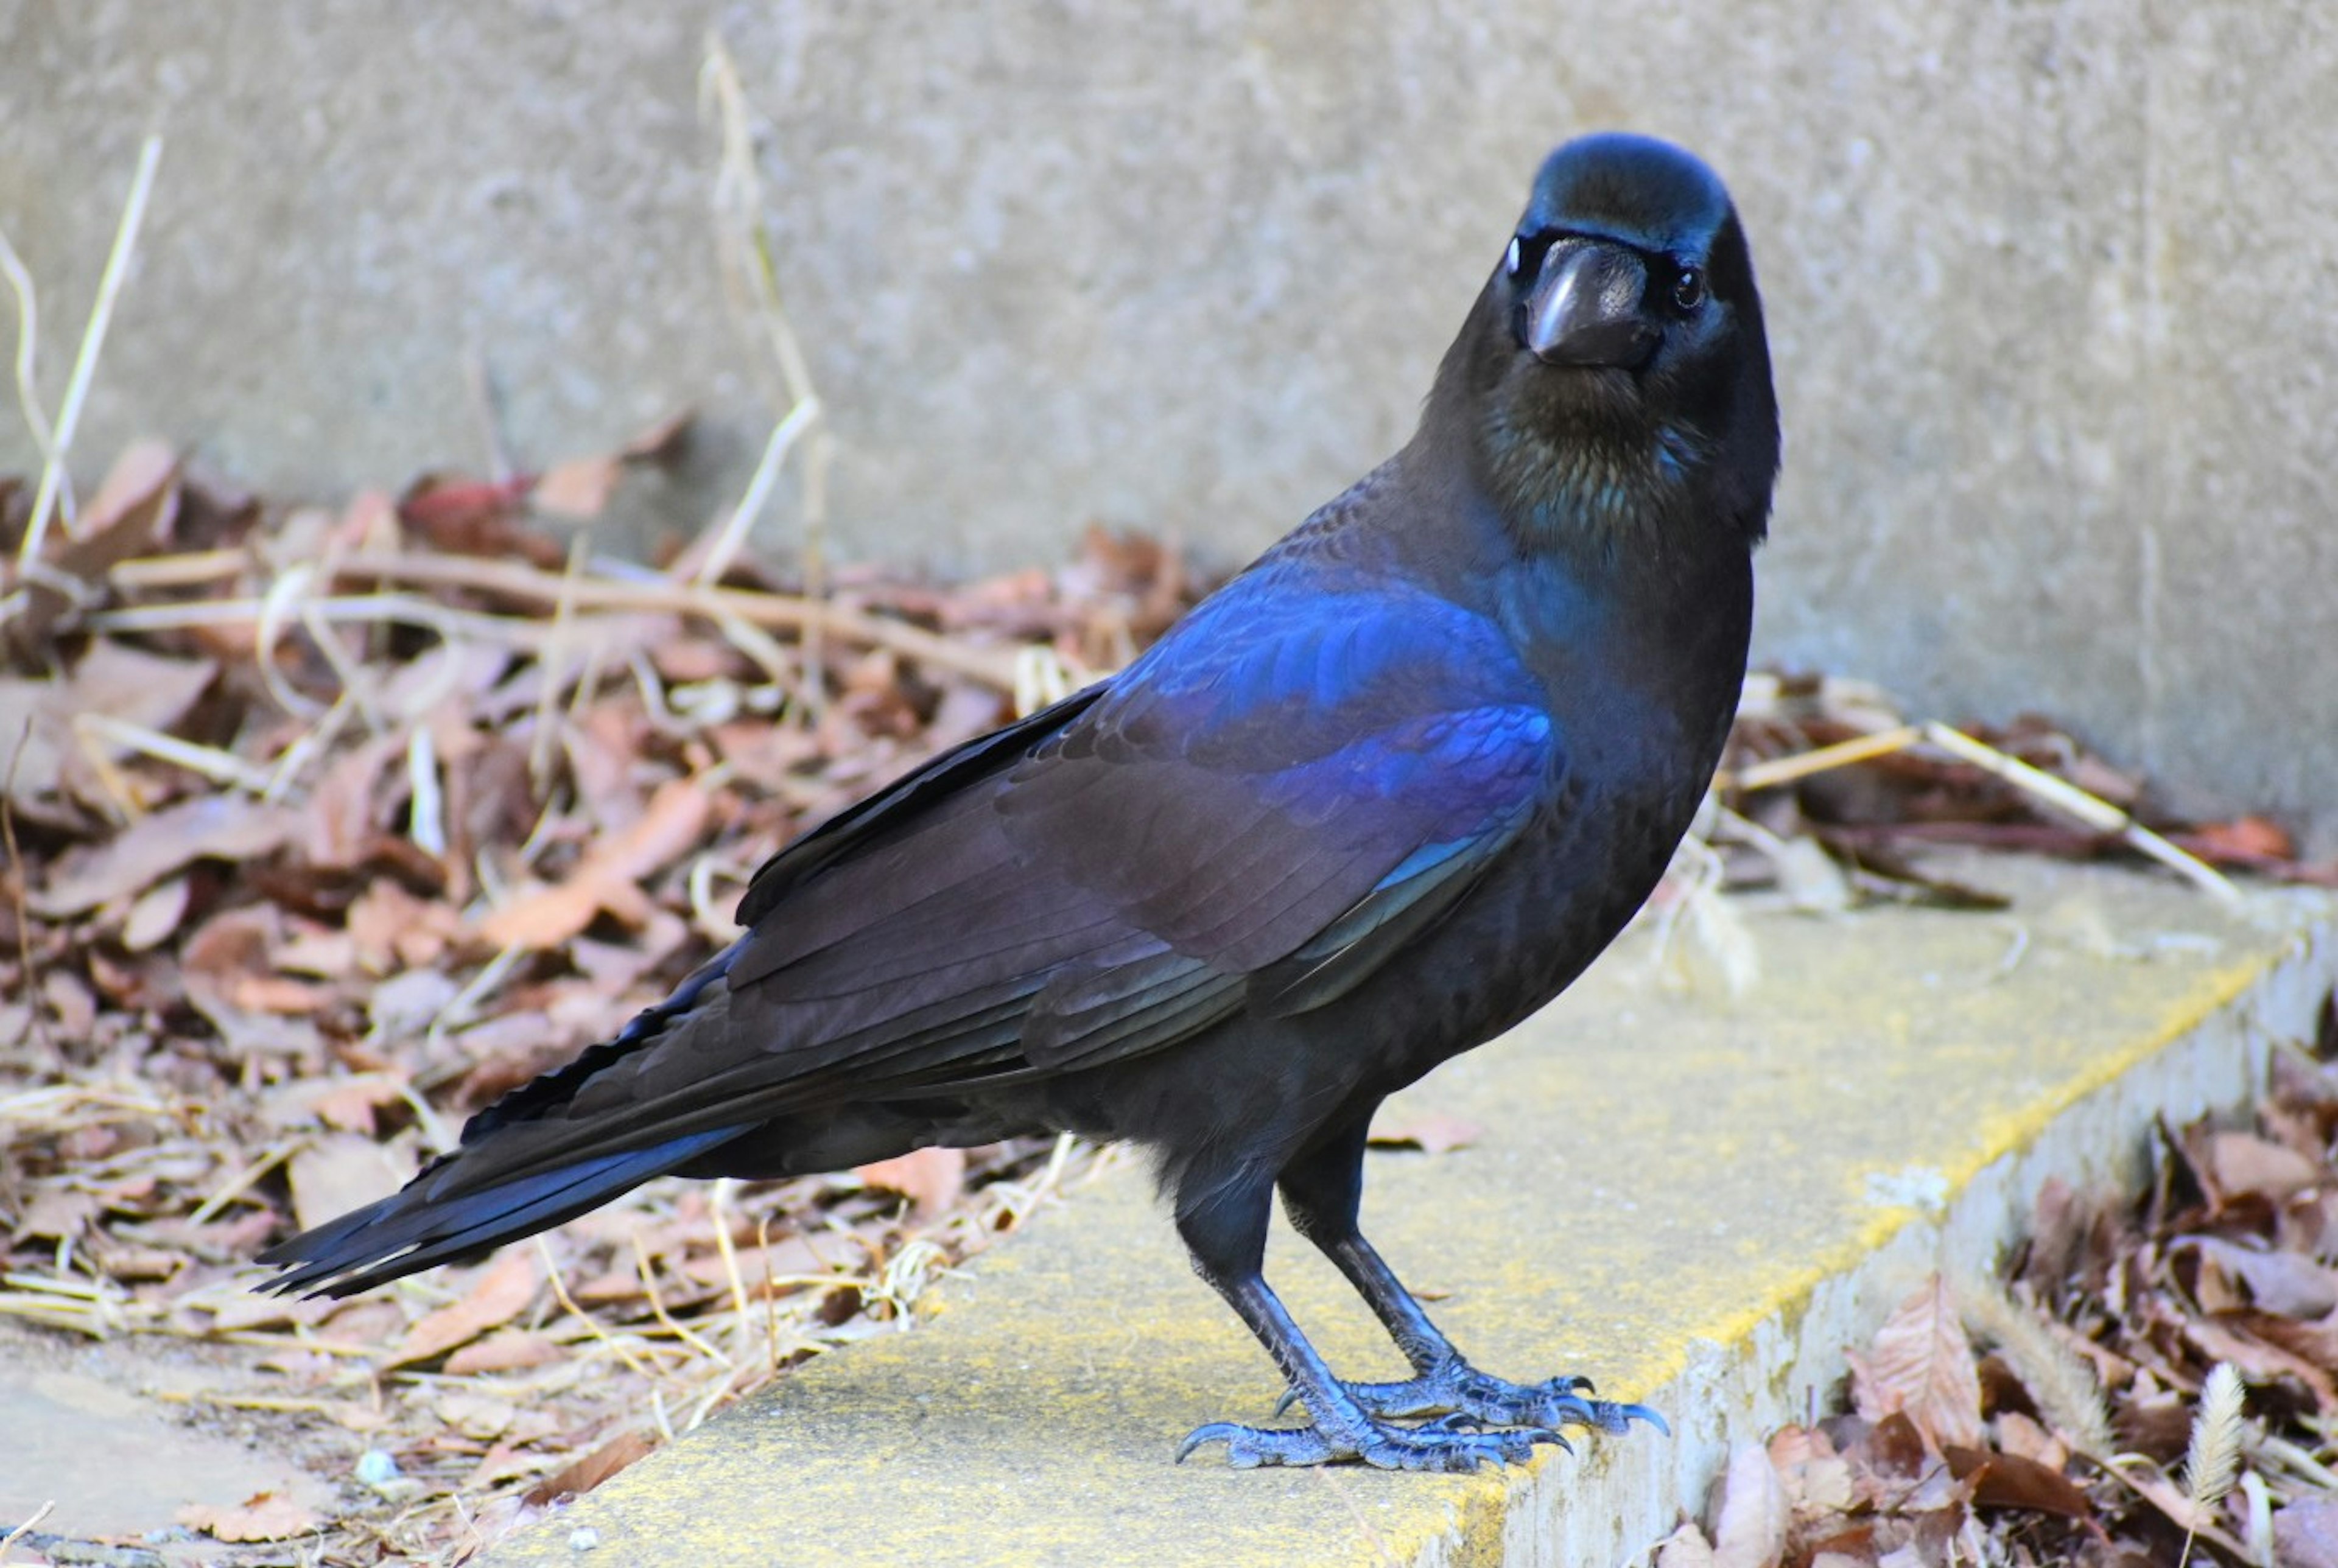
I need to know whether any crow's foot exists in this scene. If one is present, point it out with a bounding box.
[1289,1357,1667,1437]
[1176,1411,1567,1471]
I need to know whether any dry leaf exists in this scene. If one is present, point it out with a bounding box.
[534,455,624,519]
[1848,1275,1985,1452]
[0,643,216,804]
[119,873,190,951]
[477,777,711,948]
[1768,1425,1855,1514]
[1991,1410,2068,1469]
[620,407,694,464]
[434,1389,521,1440]
[2275,1496,2338,1568]
[177,1491,323,1543]
[2206,1131,2323,1201]
[1652,1521,1720,1568]
[1367,1109,1486,1155]
[6,441,178,652]
[1707,1441,1789,1568]
[854,1147,967,1220]
[444,1329,562,1376]
[30,795,297,915]
[1943,1445,2091,1518]
[2178,1234,2338,1318]
[289,1134,413,1234]
[393,1249,541,1365]
[2189,814,2294,861]
[525,1429,658,1507]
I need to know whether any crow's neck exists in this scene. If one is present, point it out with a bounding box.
[1481,408,1705,559]
[1419,326,1695,572]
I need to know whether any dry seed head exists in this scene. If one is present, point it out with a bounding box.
[2183,1362,2247,1514]
[1957,1274,2114,1457]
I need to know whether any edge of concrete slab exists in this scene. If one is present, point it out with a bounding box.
[1503,895,2335,1568]
[477,861,2337,1568]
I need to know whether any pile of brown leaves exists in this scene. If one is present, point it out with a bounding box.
[1721,676,2333,903]
[1,435,1184,1563]
[1,435,2325,1566]
[1659,1018,2338,1568]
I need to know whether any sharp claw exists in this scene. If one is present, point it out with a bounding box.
[1329,1359,1665,1451]
[1179,1407,1582,1472]
[1521,1426,1572,1456]
[1611,1401,1668,1437]
[1542,1393,1598,1429]
[1176,1423,1238,1464]
[1272,1387,1304,1419]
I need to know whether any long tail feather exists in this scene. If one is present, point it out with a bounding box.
[258,1127,740,1298]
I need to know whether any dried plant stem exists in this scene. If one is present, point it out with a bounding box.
[696,391,820,589]
[1,1500,54,1563]
[1721,718,2240,906]
[1,723,47,1060]
[1725,724,1923,791]
[332,551,1020,686]
[1920,723,2238,905]
[19,135,162,567]
[701,30,835,701]
[73,712,277,794]
[0,228,55,486]
[537,1238,658,1381]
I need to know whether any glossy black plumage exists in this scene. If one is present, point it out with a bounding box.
[262,132,1780,1472]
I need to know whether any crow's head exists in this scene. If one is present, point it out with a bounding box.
[1438,133,1780,555]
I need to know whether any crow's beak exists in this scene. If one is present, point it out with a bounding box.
[1521,239,1659,368]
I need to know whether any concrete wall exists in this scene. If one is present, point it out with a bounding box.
[4,1,2333,844]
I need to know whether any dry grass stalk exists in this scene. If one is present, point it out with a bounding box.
[19,134,163,565]
[1721,715,2241,906]
[86,548,1023,688]
[1919,722,2238,905]
[0,1500,56,1562]
[0,229,54,495]
[698,30,835,634]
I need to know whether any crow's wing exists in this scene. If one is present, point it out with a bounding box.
[262,559,1561,1293]
[505,564,1559,1136]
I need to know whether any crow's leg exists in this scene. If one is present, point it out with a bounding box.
[1171,1172,1566,1471]
[1274,1117,1665,1438]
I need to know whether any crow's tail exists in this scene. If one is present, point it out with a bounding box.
[257,1127,740,1298]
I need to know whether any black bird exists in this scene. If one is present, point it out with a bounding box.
[263,132,1779,1472]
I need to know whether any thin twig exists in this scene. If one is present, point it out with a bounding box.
[0,228,57,490]
[1,721,47,1060]
[536,1238,658,1380]
[693,396,820,588]
[1719,716,2241,906]
[701,32,834,697]
[0,1500,54,1564]
[328,551,1020,687]
[1920,722,2240,905]
[20,134,163,565]
[1722,724,1923,792]
[72,712,276,794]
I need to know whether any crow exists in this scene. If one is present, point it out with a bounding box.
[263,132,1779,1472]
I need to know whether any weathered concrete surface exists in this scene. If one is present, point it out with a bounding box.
[0,1322,335,1543]
[3,4,2334,841]
[472,857,2334,1567]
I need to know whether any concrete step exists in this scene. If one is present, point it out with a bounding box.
[479,856,2336,1568]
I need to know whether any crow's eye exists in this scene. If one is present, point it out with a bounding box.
[1505,233,1554,282]
[1670,267,1706,312]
